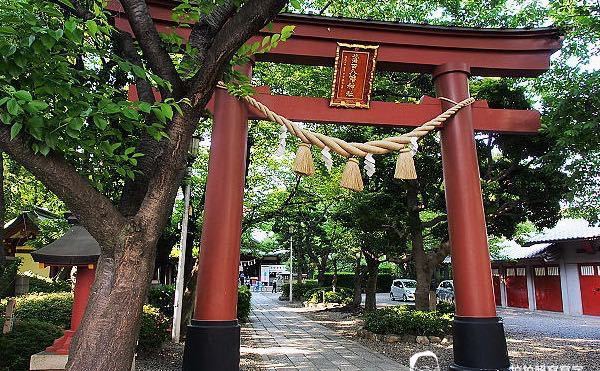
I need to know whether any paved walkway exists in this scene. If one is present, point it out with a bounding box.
[242,292,408,371]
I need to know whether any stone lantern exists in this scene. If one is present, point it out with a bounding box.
[29,217,99,371]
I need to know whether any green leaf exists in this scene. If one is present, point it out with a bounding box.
[26,100,48,113]
[85,20,98,36]
[40,34,57,49]
[28,35,35,46]
[132,65,147,80]
[124,147,136,155]
[290,0,301,10]
[6,99,20,115]
[14,90,32,102]
[0,97,9,106]
[39,144,50,156]
[10,122,22,139]
[281,25,296,39]
[160,104,173,120]
[0,113,11,125]
[68,117,84,131]
[65,19,77,33]
[93,115,108,130]
[138,102,152,113]
[152,108,166,124]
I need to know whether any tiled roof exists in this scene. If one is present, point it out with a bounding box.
[493,240,552,261]
[523,219,600,246]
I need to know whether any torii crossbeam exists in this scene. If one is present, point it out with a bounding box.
[113,2,562,370]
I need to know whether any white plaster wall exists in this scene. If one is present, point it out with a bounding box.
[564,263,583,315]
[526,265,536,310]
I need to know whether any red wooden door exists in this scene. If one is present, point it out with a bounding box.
[579,264,600,316]
[492,268,502,306]
[505,267,528,308]
[533,266,563,312]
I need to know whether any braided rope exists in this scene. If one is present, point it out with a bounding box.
[218,83,474,159]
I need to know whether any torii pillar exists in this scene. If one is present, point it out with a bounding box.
[182,73,250,370]
[434,63,509,370]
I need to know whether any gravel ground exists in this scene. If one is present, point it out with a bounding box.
[136,323,264,371]
[303,308,600,370]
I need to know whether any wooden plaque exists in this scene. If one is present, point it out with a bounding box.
[330,43,378,109]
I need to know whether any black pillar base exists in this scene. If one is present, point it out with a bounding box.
[449,316,510,371]
[182,319,240,371]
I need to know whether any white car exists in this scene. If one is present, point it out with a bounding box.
[436,280,454,303]
[390,279,417,301]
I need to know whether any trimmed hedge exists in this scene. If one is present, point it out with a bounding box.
[0,319,63,371]
[436,301,455,315]
[138,304,170,353]
[147,284,175,317]
[279,281,320,301]
[19,272,71,294]
[364,306,452,337]
[237,285,251,322]
[0,292,73,329]
[305,287,352,305]
[321,272,394,293]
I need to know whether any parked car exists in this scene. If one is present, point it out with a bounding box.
[390,279,417,301]
[436,280,454,303]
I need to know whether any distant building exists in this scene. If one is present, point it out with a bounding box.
[491,219,600,316]
[3,207,61,277]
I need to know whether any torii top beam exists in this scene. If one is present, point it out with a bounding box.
[111,1,562,133]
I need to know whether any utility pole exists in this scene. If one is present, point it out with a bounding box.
[172,137,200,343]
[289,226,293,303]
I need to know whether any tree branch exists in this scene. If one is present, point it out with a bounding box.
[119,0,184,96]
[0,128,125,246]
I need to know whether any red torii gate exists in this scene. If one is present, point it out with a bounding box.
[113,3,561,370]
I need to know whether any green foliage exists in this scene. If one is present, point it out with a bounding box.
[0,0,176,193]
[363,306,452,336]
[305,286,352,305]
[237,285,252,322]
[147,284,175,317]
[279,281,320,301]
[321,272,394,293]
[19,271,71,293]
[138,304,169,353]
[0,258,20,299]
[0,292,73,329]
[435,301,455,315]
[0,319,63,371]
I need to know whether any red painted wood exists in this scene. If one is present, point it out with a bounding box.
[46,265,96,355]
[242,92,541,133]
[533,266,563,312]
[505,268,529,309]
[108,1,561,77]
[579,264,600,316]
[193,83,249,321]
[493,275,502,306]
[434,64,497,318]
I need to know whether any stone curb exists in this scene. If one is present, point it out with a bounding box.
[355,328,453,346]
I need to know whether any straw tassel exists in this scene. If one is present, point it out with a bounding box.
[394,137,418,180]
[340,158,364,192]
[293,142,315,176]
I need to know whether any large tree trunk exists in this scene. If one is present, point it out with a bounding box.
[407,180,431,311]
[364,252,379,311]
[316,257,328,286]
[350,253,363,309]
[67,227,158,371]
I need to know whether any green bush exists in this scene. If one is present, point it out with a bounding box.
[138,304,170,353]
[0,258,21,299]
[306,287,352,305]
[321,272,394,293]
[0,319,63,371]
[147,284,175,317]
[436,301,455,315]
[19,271,71,293]
[0,292,73,329]
[237,285,252,322]
[280,280,319,301]
[364,306,452,337]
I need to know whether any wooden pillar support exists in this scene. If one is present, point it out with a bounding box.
[183,71,250,371]
[434,63,510,371]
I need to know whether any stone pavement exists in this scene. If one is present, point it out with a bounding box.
[242,292,409,371]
